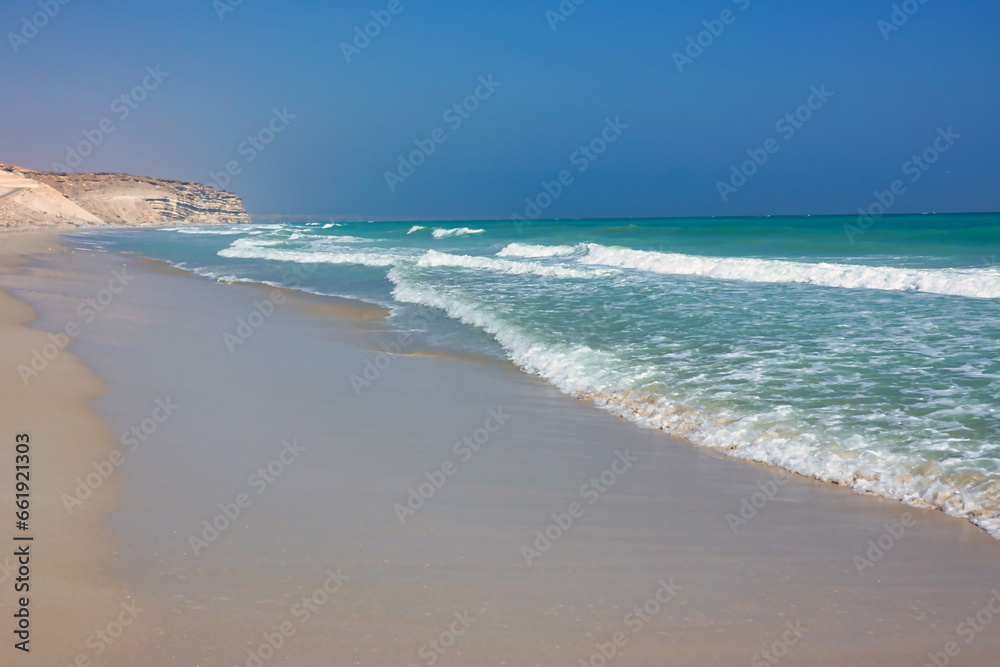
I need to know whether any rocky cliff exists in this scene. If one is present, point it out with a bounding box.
[0,163,251,229]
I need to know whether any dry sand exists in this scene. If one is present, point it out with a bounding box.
[1,231,998,666]
[0,174,103,229]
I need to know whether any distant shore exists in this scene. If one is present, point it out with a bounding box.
[0,162,250,229]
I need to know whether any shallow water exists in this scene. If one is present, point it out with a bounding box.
[78,213,1000,536]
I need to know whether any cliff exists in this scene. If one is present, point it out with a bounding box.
[0,163,251,229]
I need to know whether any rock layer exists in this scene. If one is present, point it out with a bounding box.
[0,163,250,229]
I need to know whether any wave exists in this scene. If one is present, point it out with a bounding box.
[388,268,625,393]
[431,227,485,239]
[310,235,369,244]
[497,243,578,258]
[386,271,1000,538]
[579,245,1000,299]
[416,250,609,279]
[218,237,401,267]
[407,226,426,234]
[163,226,248,235]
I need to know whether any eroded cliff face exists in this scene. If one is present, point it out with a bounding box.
[0,163,251,228]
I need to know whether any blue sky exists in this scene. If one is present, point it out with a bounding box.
[2,0,998,219]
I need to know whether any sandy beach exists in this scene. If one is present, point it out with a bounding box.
[0,229,995,666]
[0,229,150,666]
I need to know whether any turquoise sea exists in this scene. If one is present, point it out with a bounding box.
[78,214,1000,536]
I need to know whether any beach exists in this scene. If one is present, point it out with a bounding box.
[0,229,150,665]
[0,228,997,666]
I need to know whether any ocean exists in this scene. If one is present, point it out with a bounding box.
[75,213,1000,537]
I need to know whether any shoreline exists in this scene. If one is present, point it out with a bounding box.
[2,228,999,664]
[85,225,1000,542]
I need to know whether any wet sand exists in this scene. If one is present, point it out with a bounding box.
[1,232,998,666]
[0,229,149,666]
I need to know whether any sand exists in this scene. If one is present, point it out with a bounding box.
[0,172,103,229]
[0,230,998,666]
[0,229,149,665]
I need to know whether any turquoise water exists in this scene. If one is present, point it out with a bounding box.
[78,214,1000,536]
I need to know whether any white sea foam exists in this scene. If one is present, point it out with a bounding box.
[389,268,625,394]
[416,250,608,279]
[407,225,426,234]
[322,223,342,229]
[431,227,485,239]
[244,224,285,230]
[579,245,1000,299]
[497,243,578,258]
[310,235,369,244]
[218,237,400,267]
[163,227,248,235]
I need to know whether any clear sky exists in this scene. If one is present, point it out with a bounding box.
[3,0,998,219]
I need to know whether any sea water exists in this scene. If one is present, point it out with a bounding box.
[78,214,1000,536]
